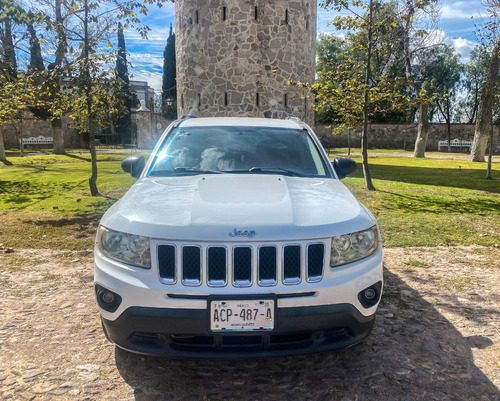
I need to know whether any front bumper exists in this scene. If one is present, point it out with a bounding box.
[101,303,376,357]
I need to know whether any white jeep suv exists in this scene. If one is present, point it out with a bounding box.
[94,117,383,356]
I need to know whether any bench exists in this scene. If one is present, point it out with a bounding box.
[19,136,54,147]
[438,138,472,152]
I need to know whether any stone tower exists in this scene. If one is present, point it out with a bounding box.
[175,0,317,124]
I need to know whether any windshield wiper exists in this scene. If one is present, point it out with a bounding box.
[148,167,221,176]
[220,167,305,176]
[247,167,305,177]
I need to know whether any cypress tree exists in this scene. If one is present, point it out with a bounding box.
[115,22,133,145]
[27,11,45,73]
[1,17,17,79]
[162,24,177,119]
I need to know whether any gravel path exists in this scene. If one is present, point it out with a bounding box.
[0,247,498,401]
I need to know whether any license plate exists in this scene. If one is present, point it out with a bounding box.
[210,299,275,332]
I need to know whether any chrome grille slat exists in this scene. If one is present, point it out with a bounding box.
[157,240,327,287]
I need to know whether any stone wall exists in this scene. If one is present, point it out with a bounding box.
[175,0,316,124]
[3,117,499,154]
[315,124,500,153]
[0,117,83,150]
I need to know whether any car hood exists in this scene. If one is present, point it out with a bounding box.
[101,174,376,241]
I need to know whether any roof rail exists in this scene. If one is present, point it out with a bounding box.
[286,116,311,131]
[173,114,197,128]
[286,116,303,123]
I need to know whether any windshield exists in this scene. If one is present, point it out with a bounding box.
[147,126,329,177]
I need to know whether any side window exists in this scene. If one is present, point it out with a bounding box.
[305,136,326,176]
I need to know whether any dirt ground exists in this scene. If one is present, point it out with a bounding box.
[0,246,498,401]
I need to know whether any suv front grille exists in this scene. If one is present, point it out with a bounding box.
[157,241,326,287]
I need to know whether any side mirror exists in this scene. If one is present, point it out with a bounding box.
[333,157,357,179]
[121,155,145,179]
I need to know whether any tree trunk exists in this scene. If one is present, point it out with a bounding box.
[347,130,351,156]
[361,0,375,191]
[468,81,479,124]
[19,120,23,157]
[446,101,451,152]
[402,2,431,158]
[485,122,494,180]
[84,0,99,196]
[413,103,430,158]
[89,129,99,196]
[0,130,6,161]
[470,38,500,162]
[52,118,65,154]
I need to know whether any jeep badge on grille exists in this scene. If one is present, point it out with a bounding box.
[229,229,256,238]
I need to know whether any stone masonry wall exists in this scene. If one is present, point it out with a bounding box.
[175,0,316,124]
[0,117,83,150]
[315,123,500,153]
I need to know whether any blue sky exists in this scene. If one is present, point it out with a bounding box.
[125,0,489,92]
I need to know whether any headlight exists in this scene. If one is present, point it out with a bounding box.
[98,226,151,268]
[330,226,379,267]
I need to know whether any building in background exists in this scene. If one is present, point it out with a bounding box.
[131,80,155,113]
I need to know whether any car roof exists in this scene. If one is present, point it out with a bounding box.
[178,117,304,129]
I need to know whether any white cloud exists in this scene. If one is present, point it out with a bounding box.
[415,29,477,61]
[130,70,163,92]
[128,52,164,69]
[440,1,483,19]
[451,37,477,60]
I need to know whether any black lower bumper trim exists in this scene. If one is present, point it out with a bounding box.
[101,304,375,357]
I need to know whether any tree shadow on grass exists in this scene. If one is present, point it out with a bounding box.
[0,178,117,213]
[0,159,13,166]
[64,152,91,162]
[23,213,102,228]
[378,190,500,215]
[367,164,500,194]
[114,268,499,401]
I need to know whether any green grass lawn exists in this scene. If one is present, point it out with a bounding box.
[0,152,499,251]
[341,155,500,247]
[0,153,139,250]
[0,153,138,214]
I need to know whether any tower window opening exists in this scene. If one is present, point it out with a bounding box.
[254,6,258,20]
[222,6,227,21]
[195,10,199,24]
[284,93,288,108]
[224,92,229,106]
[285,9,289,25]
[256,92,260,106]
[306,15,309,30]
[181,94,184,109]
[198,93,201,107]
